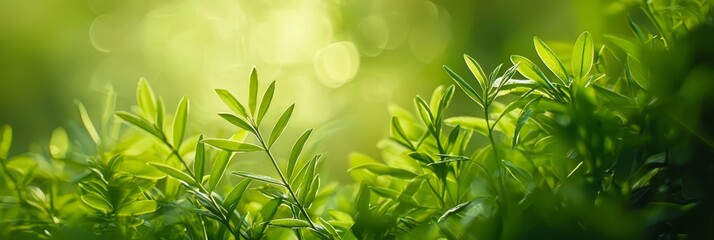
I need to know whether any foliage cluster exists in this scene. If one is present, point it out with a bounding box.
[1,0,713,239]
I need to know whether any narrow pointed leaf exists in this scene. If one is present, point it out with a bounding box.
[75,100,101,145]
[249,67,258,115]
[438,201,471,222]
[444,66,484,107]
[118,200,157,216]
[513,98,539,148]
[116,111,163,138]
[269,104,295,146]
[209,150,233,190]
[572,31,594,80]
[148,162,196,186]
[464,54,488,90]
[287,129,312,179]
[510,55,557,94]
[348,163,418,179]
[215,89,248,117]
[156,97,165,130]
[172,97,189,148]
[0,125,11,160]
[257,81,276,125]
[534,37,569,84]
[194,135,205,181]
[270,218,311,228]
[137,78,157,121]
[444,116,488,136]
[223,179,251,212]
[81,195,113,213]
[231,171,283,186]
[203,139,263,152]
[219,113,254,132]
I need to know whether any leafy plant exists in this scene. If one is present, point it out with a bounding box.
[1,0,713,239]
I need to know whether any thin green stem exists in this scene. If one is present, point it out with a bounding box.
[253,129,317,229]
[159,135,241,240]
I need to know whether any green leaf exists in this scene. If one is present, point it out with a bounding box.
[287,129,312,179]
[513,98,539,148]
[249,66,259,115]
[194,135,205,181]
[118,200,157,216]
[572,31,594,80]
[444,117,488,136]
[510,55,557,94]
[269,104,295,147]
[446,125,461,152]
[137,78,157,122]
[116,111,163,138]
[147,162,196,186]
[209,150,233,190]
[444,66,484,107]
[215,89,248,118]
[604,35,640,58]
[464,54,488,91]
[219,113,254,132]
[627,55,649,90]
[534,37,569,84]
[627,15,647,43]
[172,97,189,148]
[408,152,433,164]
[501,160,533,191]
[438,201,471,222]
[49,128,69,159]
[156,97,165,130]
[81,195,113,213]
[390,117,413,149]
[270,218,312,228]
[255,198,282,238]
[348,163,418,179]
[231,171,283,186]
[257,81,276,125]
[304,176,320,207]
[203,139,263,152]
[75,100,102,145]
[0,125,10,160]
[414,96,434,128]
[223,179,251,212]
[100,85,116,126]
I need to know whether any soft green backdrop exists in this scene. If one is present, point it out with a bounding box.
[0,0,638,182]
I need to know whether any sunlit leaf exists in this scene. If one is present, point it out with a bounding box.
[81,195,113,213]
[172,97,189,148]
[249,66,259,115]
[510,55,557,95]
[231,171,283,186]
[203,139,263,153]
[148,162,196,186]
[156,97,165,130]
[75,100,102,146]
[257,81,276,125]
[269,104,295,147]
[49,128,69,159]
[464,54,488,91]
[137,78,157,122]
[348,163,418,179]
[534,36,569,84]
[223,179,251,212]
[444,66,484,107]
[116,111,163,139]
[287,129,312,179]
[438,201,471,222]
[219,113,254,132]
[269,218,311,228]
[513,98,539,148]
[572,31,594,80]
[215,89,248,118]
[118,200,157,216]
[444,117,488,136]
[194,135,205,181]
[0,125,10,160]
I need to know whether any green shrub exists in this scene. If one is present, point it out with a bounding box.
[1,0,713,239]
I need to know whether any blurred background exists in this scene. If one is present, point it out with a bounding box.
[0,0,639,182]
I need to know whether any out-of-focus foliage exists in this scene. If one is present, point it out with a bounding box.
[1,0,714,239]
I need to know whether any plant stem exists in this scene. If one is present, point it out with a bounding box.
[159,135,241,240]
[483,105,508,204]
[253,129,317,230]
